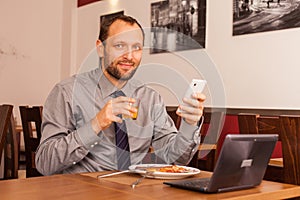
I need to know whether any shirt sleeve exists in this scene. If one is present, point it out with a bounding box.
[35,84,99,175]
[151,96,201,166]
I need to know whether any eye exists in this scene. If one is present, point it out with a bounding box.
[132,44,142,51]
[114,43,125,49]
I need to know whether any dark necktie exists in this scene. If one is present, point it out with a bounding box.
[112,90,131,170]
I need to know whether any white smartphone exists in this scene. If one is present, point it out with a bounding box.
[184,79,206,99]
[180,79,207,108]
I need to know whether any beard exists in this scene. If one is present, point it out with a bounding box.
[105,60,138,81]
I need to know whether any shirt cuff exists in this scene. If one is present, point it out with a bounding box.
[76,121,102,150]
[179,116,202,141]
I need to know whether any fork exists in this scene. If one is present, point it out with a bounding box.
[131,171,154,188]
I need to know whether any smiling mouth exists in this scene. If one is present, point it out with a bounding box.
[118,62,134,70]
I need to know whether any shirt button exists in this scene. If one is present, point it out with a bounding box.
[94,142,98,145]
[72,162,76,165]
[192,149,195,152]
[91,144,94,148]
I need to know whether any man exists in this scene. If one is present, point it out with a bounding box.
[35,15,206,175]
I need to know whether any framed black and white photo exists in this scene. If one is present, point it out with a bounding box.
[233,0,300,36]
[150,0,206,54]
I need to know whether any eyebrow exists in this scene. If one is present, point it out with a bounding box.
[112,40,143,46]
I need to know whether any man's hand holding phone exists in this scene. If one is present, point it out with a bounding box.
[177,79,207,126]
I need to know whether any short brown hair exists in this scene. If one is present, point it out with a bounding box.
[98,15,144,43]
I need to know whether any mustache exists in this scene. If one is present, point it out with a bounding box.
[118,60,135,65]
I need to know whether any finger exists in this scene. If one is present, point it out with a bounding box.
[179,111,202,123]
[111,97,136,114]
[178,104,203,115]
[192,92,206,102]
[112,96,135,104]
[182,97,201,109]
[105,105,124,123]
[113,115,123,123]
[111,101,138,120]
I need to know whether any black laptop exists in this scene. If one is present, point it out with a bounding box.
[164,134,278,193]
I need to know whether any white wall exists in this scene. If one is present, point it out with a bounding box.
[1,0,300,125]
[0,0,65,121]
[207,0,300,109]
[75,0,300,109]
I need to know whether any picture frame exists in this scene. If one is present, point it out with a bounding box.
[150,0,206,54]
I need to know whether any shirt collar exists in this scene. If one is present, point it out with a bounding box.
[96,67,144,98]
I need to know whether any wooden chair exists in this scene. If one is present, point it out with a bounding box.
[189,111,225,171]
[279,115,300,185]
[238,113,284,182]
[166,106,181,129]
[166,106,223,170]
[0,105,11,170]
[0,104,18,180]
[19,106,43,178]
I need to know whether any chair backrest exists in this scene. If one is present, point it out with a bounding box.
[238,113,281,136]
[0,105,12,163]
[238,113,281,135]
[190,111,225,171]
[165,107,226,171]
[200,111,225,144]
[238,113,289,182]
[238,113,281,173]
[237,113,259,134]
[19,106,43,178]
[279,115,300,185]
[166,106,181,129]
[166,107,226,144]
[0,104,18,179]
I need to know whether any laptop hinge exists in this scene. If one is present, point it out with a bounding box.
[218,184,254,193]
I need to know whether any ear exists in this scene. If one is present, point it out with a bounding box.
[96,40,104,58]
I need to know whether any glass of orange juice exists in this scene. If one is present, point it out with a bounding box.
[123,98,140,120]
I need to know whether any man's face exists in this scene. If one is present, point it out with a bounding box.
[102,20,144,81]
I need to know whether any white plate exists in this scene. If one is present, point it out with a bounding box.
[129,164,200,180]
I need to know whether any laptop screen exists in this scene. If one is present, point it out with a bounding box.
[208,134,278,192]
[164,134,278,193]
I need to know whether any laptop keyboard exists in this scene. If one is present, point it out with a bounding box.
[179,178,210,188]
[165,178,211,190]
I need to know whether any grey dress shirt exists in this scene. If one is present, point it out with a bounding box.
[35,68,201,175]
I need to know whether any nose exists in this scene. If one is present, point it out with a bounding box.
[123,47,133,60]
